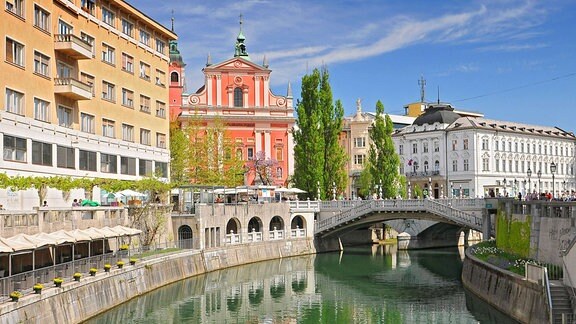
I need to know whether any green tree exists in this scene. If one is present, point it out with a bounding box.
[367,100,401,198]
[357,165,373,198]
[293,67,347,200]
[169,120,189,186]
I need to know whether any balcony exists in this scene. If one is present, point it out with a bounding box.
[405,170,441,178]
[54,78,92,100]
[54,34,93,59]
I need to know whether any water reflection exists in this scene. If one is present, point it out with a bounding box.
[85,246,516,324]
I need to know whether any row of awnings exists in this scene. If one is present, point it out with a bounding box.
[0,225,142,253]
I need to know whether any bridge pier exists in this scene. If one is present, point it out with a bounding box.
[314,236,342,253]
[482,209,492,241]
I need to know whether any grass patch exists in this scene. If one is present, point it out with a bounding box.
[470,240,536,276]
[132,247,181,259]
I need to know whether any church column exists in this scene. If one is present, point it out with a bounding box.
[264,131,271,158]
[216,74,222,107]
[255,76,261,107]
[243,88,249,108]
[228,87,233,106]
[263,76,270,107]
[288,131,295,177]
[255,131,262,154]
[206,74,213,106]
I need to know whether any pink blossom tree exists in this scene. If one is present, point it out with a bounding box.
[247,151,278,185]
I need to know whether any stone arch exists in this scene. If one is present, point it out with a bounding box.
[226,217,241,234]
[290,215,306,229]
[269,215,284,231]
[177,225,193,249]
[248,216,263,233]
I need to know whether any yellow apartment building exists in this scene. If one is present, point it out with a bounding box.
[0,0,176,194]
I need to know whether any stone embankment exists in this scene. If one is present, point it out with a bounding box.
[0,238,315,324]
[462,248,548,324]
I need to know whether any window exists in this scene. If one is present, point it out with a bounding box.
[121,53,133,73]
[156,162,168,178]
[122,88,133,107]
[515,142,518,152]
[139,30,150,46]
[34,51,50,76]
[276,167,282,179]
[56,61,71,78]
[354,154,365,165]
[463,139,469,150]
[434,160,440,171]
[155,38,165,54]
[57,105,72,128]
[58,150,77,172]
[32,141,52,166]
[102,119,115,138]
[236,148,243,159]
[34,98,50,122]
[34,5,50,32]
[3,135,26,162]
[80,32,95,56]
[234,87,243,107]
[101,153,117,173]
[247,147,254,160]
[102,7,115,27]
[354,137,366,148]
[156,133,166,148]
[495,140,499,151]
[452,160,458,172]
[463,159,469,171]
[121,19,133,37]
[122,124,134,142]
[521,143,524,153]
[80,0,95,15]
[434,141,439,152]
[140,129,151,145]
[5,88,24,115]
[58,20,72,35]
[156,101,166,118]
[6,0,23,17]
[508,141,512,151]
[5,37,24,67]
[102,81,115,101]
[412,143,417,154]
[482,138,488,150]
[509,160,513,172]
[139,62,150,80]
[101,43,115,65]
[276,147,283,161]
[120,156,136,175]
[140,95,150,113]
[78,150,97,171]
[423,142,428,153]
[452,139,457,151]
[171,71,179,83]
[139,159,152,176]
[423,161,429,171]
[81,113,95,133]
[398,144,403,155]
[155,69,165,86]
[80,72,94,96]
[495,159,500,172]
[515,160,519,172]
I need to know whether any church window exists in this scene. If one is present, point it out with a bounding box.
[234,87,243,107]
[171,71,179,83]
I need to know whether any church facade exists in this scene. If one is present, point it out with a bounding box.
[169,22,295,186]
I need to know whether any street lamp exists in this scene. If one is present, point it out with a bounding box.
[503,177,507,197]
[459,185,463,198]
[450,182,454,198]
[407,181,411,199]
[317,180,321,201]
[537,170,542,196]
[379,179,383,199]
[527,167,532,194]
[514,178,518,197]
[440,184,444,199]
[428,177,432,198]
[332,181,336,201]
[551,162,557,199]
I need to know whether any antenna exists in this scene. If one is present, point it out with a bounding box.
[418,75,426,103]
[437,86,440,104]
[171,10,174,32]
[239,13,243,32]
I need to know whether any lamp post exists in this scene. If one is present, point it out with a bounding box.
[563,180,566,196]
[450,182,454,198]
[428,177,432,199]
[514,178,518,197]
[503,177,507,197]
[440,184,444,199]
[407,181,411,199]
[332,181,336,201]
[317,180,321,201]
[527,167,532,194]
[551,162,557,199]
[459,185,463,198]
[537,170,542,196]
[379,179,383,199]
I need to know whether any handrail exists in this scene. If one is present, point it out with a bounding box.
[543,267,554,324]
[562,251,576,316]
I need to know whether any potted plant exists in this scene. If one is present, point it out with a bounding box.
[104,263,111,272]
[119,244,129,251]
[73,272,82,282]
[89,268,98,276]
[117,260,125,269]
[129,258,137,265]
[10,291,23,302]
[54,277,63,287]
[33,283,43,294]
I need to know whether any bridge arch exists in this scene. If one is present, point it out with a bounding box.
[248,216,263,233]
[290,215,306,230]
[177,225,193,249]
[269,216,284,231]
[226,217,241,234]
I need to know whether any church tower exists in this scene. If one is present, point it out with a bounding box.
[168,17,186,121]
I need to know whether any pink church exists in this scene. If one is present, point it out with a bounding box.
[169,22,295,186]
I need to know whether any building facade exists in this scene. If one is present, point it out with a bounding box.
[1,0,176,207]
[393,103,576,198]
[170,23,294,186]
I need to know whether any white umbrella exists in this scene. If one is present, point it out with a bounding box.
[117,189,146,198]
[289,188,307,194]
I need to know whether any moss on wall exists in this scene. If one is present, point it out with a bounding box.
[495,208,531,258]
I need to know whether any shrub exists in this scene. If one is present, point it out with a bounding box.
[117,261,125,266]
[89,268,97,274]
[10,291,23,299]
[73,272,82,279]
[53,278,63,284]
[119,244,129,250]
[104,264,112,270]
[129,258,137,264]
[33,283,43,290]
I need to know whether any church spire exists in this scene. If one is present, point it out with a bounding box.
[234,14,250,60]
[287,82,292,98]
[171,10,174,32]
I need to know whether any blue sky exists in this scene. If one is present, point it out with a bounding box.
[136,0,576,131]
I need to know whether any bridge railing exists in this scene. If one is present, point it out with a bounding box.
[424,200,482,230]
[288,200,320,211]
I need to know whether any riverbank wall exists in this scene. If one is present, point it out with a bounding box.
[462,248,548,324]
[0,238,315,324]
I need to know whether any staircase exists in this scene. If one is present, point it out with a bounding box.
[550,280,574,324]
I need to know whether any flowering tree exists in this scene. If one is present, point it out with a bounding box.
[247,151,278,185]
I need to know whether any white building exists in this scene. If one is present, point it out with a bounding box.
[393,103,576,198]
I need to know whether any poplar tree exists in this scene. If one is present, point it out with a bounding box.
[367,100,401,198]
[293,67,347,200]
[169,121,189,186]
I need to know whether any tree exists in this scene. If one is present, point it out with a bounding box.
[246,151,279,185]
[169,120,189,186]
[293,67,347,199]
[367,100,401,198]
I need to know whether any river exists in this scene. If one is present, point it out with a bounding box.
[85,245,519,323]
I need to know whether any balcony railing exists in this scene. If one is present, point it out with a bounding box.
[405,170,441,177]
[54,34,93,59]
[54,78,93,100]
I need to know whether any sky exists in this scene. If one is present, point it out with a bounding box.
[136,0,576,131]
